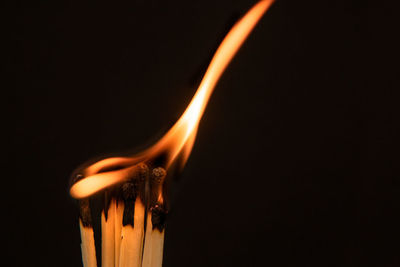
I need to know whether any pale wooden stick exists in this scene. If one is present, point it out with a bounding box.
[79,219,98,267]
[114,200,124,267]
[79,198,97,267]
[118,162,149,267]
[141,212,165,267]
[101,198,116,267]
[119,198,146,267]
[142,167,167,267]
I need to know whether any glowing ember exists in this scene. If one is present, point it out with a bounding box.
[70,0,274,199]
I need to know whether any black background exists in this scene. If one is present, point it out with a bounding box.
[7,0,399,266]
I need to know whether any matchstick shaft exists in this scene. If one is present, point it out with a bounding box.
[79,219,98,267]
[142,213,165,267]
[119,198,146,267]
[101,199,116,267]
[114,200,124,266]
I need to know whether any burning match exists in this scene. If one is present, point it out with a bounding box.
[69,1,274,266]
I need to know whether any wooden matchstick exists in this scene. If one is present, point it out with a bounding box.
[79,198,98,267]
[101,192,116,267]
[142,205,167,267]
[142,167,167,267]
[119,198,145,267]
[114,199,124,267]
[118,163,149,267]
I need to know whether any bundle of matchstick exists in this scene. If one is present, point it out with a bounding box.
[73,1,275,266]
[78,163,168,267]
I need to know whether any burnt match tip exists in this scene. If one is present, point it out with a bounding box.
[152,167,166,177]
[152,167,166,182]
[151,204,167,232]
[69,173,84,189]
[137,162,150,181]
[121,182,137,200]
[79,198,92,227]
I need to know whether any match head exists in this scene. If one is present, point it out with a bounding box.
[138,162,150,182]
[121,181,137,201]
[152,167,167,183]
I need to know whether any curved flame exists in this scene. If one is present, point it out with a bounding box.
[70,0,274,199]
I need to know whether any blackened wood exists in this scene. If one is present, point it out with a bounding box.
[122,181,137,227]
[149,167,167,208]
[121,162,149,227]
[151,204,167,232]
[79,198,93,227]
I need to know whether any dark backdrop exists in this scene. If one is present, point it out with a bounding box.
[7,0,398,266]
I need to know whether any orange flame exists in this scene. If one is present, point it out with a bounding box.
[70,0,274,199]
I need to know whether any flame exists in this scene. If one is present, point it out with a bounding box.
[70,0,274,199]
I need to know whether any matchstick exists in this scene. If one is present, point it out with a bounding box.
[79,198,98,267]
[118,163,149,267]
[142,167,167,267]
[101,192,116,267]
[142,205,167,267]
[119,198,145,267]
[114,199,124,267]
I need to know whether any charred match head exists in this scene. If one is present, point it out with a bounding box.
[151,203,167,232]
[78,198,93,227]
